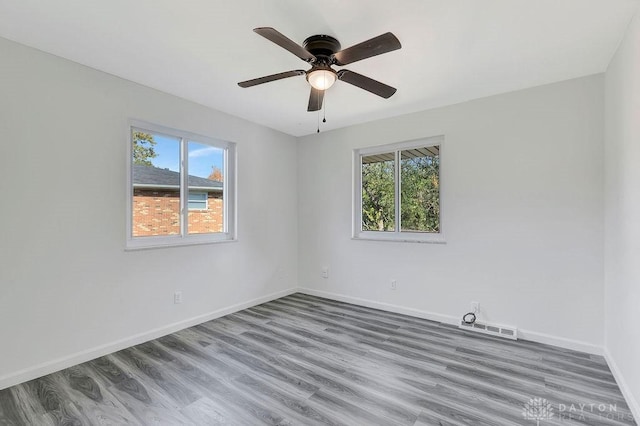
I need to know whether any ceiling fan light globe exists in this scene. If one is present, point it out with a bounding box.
[307,70,336,90]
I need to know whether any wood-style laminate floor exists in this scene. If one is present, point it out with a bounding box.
[0,293,635,425]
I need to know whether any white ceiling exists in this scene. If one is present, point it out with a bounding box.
[0,0,637,137]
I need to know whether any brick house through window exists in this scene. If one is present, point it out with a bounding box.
[132,165,223,236]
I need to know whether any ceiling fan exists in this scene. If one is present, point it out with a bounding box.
[238,27,402,112]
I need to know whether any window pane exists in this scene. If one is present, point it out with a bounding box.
[187,141,224,235]
[131,131,181,237]
[361,153,395,232]
[400,146,440,233]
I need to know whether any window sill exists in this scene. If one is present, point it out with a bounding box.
[352,232,446,244]
[125,235,237,251]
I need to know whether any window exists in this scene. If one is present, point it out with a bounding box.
[127,121,236,249]
[187,192,208,210]
[353,136,443,243]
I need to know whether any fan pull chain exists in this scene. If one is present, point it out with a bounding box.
[323,92,327,123]
[317,108,320,133]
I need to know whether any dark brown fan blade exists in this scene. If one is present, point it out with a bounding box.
[254,27,316,62]
[307,88,325,111]
[333,32,401,66]
[337,69,397,98]
[238,70,306,88]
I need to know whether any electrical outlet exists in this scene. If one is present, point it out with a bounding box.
[391,280,397,290]
[174,291,183,304]
[321,266,329,278]
[471,301,479,313]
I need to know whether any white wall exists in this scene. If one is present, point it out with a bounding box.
[604,12,640,418]
[298,75,605,352]
[0,37,298,388]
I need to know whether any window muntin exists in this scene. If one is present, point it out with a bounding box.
[354,137,443,243]
[127,121,236,249]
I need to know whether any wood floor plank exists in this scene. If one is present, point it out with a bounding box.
[153,336,245,383]
[57,365,141,425]
[22,374,91,425]
[137,344,275,425]
[88,355,192,425]
[180,396,235,425]
[207,340,321,398]
[112,348,200,407]
[0,387,40,426]
[232,374,343,426]
[1,293,635,425]
[5,385,55,426]
[309,388,405,426]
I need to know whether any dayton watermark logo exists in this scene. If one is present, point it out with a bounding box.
[522,398,554,425]
[523,398,632,423]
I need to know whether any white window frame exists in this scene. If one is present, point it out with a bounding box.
[353,136,445,243]
[126,120,237,250]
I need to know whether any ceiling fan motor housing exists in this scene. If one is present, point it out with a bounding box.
[302,35,341,60]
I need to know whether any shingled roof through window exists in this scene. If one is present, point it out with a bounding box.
[132,165,222,190]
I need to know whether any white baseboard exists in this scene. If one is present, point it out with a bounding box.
[516,329,604,355]
[605,347,640,422]
[0,287,297,391]
[298,287,461,326]
[297,287,604,355]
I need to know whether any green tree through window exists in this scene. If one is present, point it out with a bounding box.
[360,145,440,235]
[400,152,440,233]
[362,158,395,231]
[132,131,157,166]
